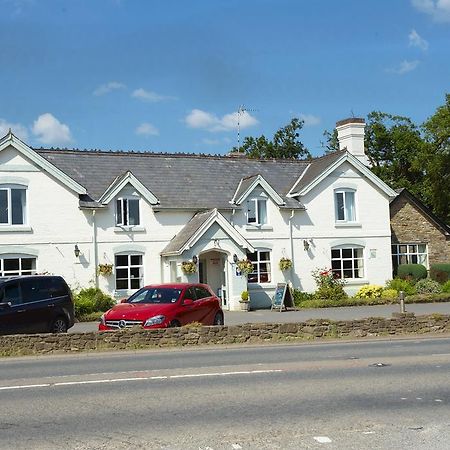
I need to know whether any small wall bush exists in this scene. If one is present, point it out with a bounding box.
[355,285,383,299]
[442,280,450,294]
[415,278,442,294]
[386,278,416,295]
[397,264,427,282]
[381,288,398,299]
[74,287,115,318]
[293,290,314,307]
[430,263,450,283]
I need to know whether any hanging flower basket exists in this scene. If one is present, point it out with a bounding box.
[237,259,254,276]
[97,263,113,276]
[279,257,293,271]
[181,261,197,274]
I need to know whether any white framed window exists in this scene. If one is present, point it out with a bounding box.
[247,198,267,225]
[115,254,143,290]
[392,243,428,273]
[334,189,356,222]
[0,256,36,276]
[331,246,364,279]
[247,250,271,283]
[116,197,140,226]
[0,185,27,225]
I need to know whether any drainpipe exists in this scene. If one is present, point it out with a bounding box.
[289,209,295,275]
[92,210,99,288]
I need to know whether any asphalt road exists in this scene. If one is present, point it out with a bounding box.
[71,302,450,333]
[1,336,449,449]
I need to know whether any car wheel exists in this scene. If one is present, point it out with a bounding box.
[169,320,181,328]
[213,312,224,326]
[50,317,68,333]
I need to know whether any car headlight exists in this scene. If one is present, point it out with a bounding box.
[100,313,106,325]
[144,315,166,326]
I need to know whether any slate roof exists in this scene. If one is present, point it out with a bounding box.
[162,209,216,255]
[288,150,346,194]
[36,148,314,210]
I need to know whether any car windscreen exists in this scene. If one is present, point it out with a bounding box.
[127,288,182,304]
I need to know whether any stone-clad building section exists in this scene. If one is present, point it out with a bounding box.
[390,189,450,270]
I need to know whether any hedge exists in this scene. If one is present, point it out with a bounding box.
[430,264,450,283]
[397,264,427,282]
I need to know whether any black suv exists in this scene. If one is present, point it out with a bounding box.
[0,275,75,335]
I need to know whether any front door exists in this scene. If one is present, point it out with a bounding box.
[199,251,228,310]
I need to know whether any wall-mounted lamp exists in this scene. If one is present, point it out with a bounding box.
[233,254,238,264]
[192,255,198,265]
[74,244,81,258]
[303,240,310,252]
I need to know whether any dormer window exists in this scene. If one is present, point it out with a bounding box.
[247,197,267,225]
[0,185,27,225]
[335,189,356,222]
[116,197,140,226]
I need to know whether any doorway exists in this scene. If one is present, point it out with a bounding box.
[198,250,228,310]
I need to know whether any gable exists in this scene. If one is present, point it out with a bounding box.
[231,174,285,206]
[0,132,86,195]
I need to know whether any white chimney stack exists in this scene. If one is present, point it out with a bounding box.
[336,118,369,166]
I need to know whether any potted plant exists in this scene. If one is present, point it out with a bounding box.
[279,257,293,271]
[237,259,254,276]
[181,260,197,274]
[97,263,113,276]
[239,290,250,311]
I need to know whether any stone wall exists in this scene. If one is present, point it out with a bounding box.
[390,197,450,265]
[1,314,449,357]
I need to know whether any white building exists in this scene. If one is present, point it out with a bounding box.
[0,118,397,310]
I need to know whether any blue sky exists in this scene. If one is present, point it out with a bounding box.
[0,0,449,156]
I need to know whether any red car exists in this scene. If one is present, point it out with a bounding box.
[99,283,224,331]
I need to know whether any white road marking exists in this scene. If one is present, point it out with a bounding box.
[0,383,50,391]
[401,397,408,400]
[416,397,423,400]
[0,369,283,392]
[435,399,443,402]
[232,444,243,449]
[314,436,332,443]
[362,431,375,435]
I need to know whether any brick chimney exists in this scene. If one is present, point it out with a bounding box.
[336,118,369,166]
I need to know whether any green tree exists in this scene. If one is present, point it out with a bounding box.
[235,118,311,159]
[421,93,450,223]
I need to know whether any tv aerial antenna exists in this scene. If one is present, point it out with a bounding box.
[237,104,257,152]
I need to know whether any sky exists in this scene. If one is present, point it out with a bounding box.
[0,0,449,157]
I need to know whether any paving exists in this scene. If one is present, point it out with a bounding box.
[71,302,450,333]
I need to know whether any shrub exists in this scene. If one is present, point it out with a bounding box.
[430,263,450,283]
[397,264,427,282]
[355,285,383,299]
[415,278,442,294]
[312,268,347,301]
[385,278,416,295]
[381,288,398,299]
[74,287,115,318]
[442,280,450,293]
[293,290,314,306]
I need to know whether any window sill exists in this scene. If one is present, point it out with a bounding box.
[344,279,369,285]
[245,224,273,231]
[248,283,276,290]
[0,225,32,233]
[114,226,146,233]
[334,222,362,228]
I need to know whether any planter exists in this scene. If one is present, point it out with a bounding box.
[239,301,250,312]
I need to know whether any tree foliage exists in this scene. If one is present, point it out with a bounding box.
[234,118,311,159]
[322,94,450,223]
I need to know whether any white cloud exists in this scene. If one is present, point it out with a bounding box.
[32,113,73,146]
[135,122,159,136]
[185,109,258,132]
[409,29,429,50]
[299,113,321,127]
[131,88,175,102]
[93,81,126,96]
[411,0,450,22]
[0,119,29,141]
[386,60,420,74]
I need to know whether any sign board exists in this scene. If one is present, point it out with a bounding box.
[271,282,295,312]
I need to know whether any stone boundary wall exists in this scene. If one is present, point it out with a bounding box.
[1,313,450,357]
